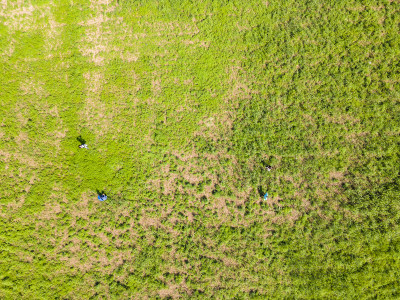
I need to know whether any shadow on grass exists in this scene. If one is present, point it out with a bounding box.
[257,186,265,197]
[77,135,86,145]
[96,189,106,196]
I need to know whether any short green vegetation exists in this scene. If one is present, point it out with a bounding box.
[0,0,399,298]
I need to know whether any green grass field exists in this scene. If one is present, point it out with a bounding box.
[0,0,399,298]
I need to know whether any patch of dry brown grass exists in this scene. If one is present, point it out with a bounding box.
[139,215,162,229]
[0,2,36,32]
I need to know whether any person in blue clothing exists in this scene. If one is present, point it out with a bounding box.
[263,192,268,201]
[98,193,107,201]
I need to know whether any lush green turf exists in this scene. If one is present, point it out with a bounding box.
[0,0,399,298]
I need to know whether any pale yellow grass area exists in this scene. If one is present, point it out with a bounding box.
[0,1,35,31]
[6,195,25,210]
[0,0,64,40]
[44,15,66,58]
[0,149,36,168]
[182,38,210,48]
[152,79,162,97]
[15,131,29,144]
[83,71,105,94]
[20,78,48,97]
[78,1,121,65]
[48,128,68,151]
[75,0,205,69]
[80,70,114,137]
[120,51,139,62]
[141,20,200,37]
[80,97,112,137]
[0,37,15,56]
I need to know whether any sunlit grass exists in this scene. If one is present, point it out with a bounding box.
[0,0,399,298]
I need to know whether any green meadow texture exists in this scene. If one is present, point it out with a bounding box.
[0,0,399,298]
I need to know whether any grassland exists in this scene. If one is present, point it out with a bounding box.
[0,0,399,298]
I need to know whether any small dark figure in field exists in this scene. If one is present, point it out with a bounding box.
[98,193,107,201]
[266,165,272,171]
[77,135,87,149]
